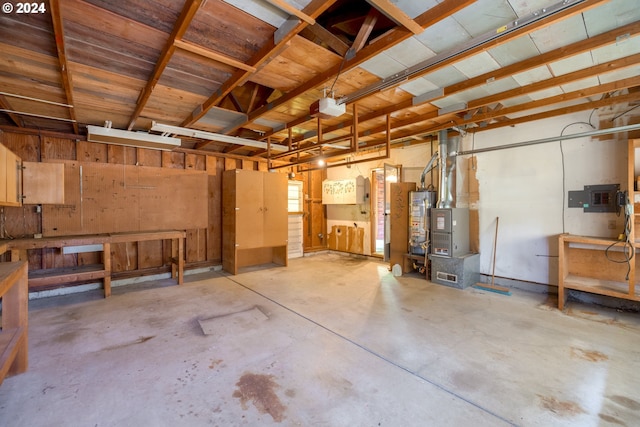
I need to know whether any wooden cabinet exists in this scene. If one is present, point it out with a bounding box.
[0,143,64,206]
[222,169,288,275]
[0,143,21,207]
[557,139,640,309]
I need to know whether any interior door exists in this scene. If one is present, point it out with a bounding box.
[383,163,400,261]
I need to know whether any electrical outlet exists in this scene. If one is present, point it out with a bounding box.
[608,219,616,230]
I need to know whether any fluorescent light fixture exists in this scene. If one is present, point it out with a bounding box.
[87,125,180,151]
[151,121,288,152]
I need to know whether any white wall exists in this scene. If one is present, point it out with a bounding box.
[325,111,629,287]
[326,143,436,255]
[460,111,626,286]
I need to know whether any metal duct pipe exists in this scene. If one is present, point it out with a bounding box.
[445,135,459,208]
[437,130,448,208]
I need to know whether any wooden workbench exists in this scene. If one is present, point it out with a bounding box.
[5,230,186,297]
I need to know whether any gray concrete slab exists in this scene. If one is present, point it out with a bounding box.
[1,252,639,426]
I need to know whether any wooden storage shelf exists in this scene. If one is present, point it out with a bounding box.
[557,139,640,310]
[0,261,28,385]
[4,230,185,297]
[558,234,638,310]
[28,265,109,290]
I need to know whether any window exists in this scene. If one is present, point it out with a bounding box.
[288,181,303,213]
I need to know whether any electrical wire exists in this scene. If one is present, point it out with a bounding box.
[559,114,597,233]
[605,194,635,280]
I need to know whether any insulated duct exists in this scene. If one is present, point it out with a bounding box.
[437,130,459,208]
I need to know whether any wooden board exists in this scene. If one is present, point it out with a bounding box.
[42,161,208,236]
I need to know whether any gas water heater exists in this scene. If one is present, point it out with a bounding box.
[408,190,437,255]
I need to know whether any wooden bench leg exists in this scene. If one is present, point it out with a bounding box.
[4,263,29,376]
[103,243,111,298]
[178,238,184,285]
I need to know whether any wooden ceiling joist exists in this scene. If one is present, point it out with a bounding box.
[173,39,257,73]
[265,0,316,25]
[49,0,78,134]
[127,0,203,130]
[244,0,476,132]
[366,0,423,35]
[186,0,338,148]
[0,95,24,127]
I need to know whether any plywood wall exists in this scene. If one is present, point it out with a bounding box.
[0,130,276,277]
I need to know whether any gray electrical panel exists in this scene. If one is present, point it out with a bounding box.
[568,183,620,212]
[430,208,470,257]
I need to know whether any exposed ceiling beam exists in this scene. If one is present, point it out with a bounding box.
[351,8,380,53]
[301,24,350,56]
[127,0,203,130]
[245,0,476,134]
[264,0,316,25]
[279,0,618,145]
[185,0,338,147]
[0,95,24,127]
[476,91,640,132]
[49,0,78,133]
[173,39,257,73]
[446,19,640,97]
[465,52,640,111]
[366,0,423,34]
[341,0,608,105]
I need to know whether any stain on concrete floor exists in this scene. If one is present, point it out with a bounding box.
[538,395,585,416]
[233,372,286,423]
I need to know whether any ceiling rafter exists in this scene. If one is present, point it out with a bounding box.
[234,0,476,139]
[265,0,316,25]
[49,0,78,133]
[126,0,203,130]
[366,0,423,35]
[188,0,338,149]
[296,73,640,153]
[446,19,640,97]
[0,95,24,127]
[278,6,629,147]
[351,8,380,53]
[173,39,257,73]
[300,23,350,56]
[475,91,640,132]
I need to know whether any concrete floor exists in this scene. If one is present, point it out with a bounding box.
[1,252,639,426]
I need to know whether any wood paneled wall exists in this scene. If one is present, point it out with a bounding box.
[0,130,280,279]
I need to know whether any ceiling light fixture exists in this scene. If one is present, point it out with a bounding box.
[87,125,180,151]
[150,121,288,152]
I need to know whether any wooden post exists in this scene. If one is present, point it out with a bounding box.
[102,242,111,298]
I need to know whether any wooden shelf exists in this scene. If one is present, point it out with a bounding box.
[557,139,640,309]
[0,261,28,385]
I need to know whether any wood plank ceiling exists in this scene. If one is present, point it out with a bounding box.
[0,0,639,167]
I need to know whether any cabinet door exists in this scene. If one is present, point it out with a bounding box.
[22,162,65,204]
[263,172,288,246]
[3,147,21,207]
[235,170,264,248]
[0,145,6,203]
